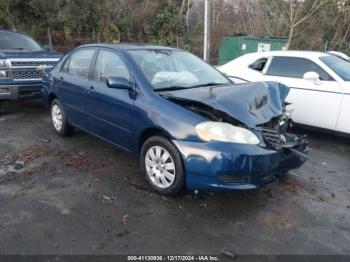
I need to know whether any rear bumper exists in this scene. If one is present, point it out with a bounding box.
[0,84,43,101]
[173,136,308,192]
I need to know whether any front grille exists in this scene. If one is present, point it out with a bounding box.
[261,127,283,146]
[11,60,57,68]
[12,70,41,80]
[9,59,59,81]
[219,175,250,185]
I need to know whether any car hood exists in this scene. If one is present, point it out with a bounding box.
[0,50,62,59]
[160,81,290,129]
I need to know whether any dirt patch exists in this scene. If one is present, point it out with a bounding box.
[260,209,300,230]
[13,145,112,176]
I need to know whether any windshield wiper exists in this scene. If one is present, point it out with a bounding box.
[188,82,229,88]
[154,82,230,92]
[155,82,229,92]
[154,86,189,92]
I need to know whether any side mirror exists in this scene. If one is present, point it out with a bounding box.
[303,71,321,85]
[106,76,133,90]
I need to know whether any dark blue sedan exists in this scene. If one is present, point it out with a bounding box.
[43,44,308,195]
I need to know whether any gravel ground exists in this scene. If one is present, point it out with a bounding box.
[0,100,349,255]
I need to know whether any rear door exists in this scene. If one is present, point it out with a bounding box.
[263,56,342,130]
[86,48,134,151]
[56,48,96,130]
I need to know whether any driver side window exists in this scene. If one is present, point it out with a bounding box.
[93,50,130,82]
[266,57,333,81]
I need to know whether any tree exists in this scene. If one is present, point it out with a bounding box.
[1,0,349,58]
[149,0,188,46]
[258,0,333,49]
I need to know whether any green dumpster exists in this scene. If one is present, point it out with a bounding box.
[218,36,288,65]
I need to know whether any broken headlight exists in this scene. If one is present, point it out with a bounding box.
[195,121,260,144]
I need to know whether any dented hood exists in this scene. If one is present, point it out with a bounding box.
[161,81,290,128]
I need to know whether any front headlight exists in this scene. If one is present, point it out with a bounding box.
[195,121,260,144]
[0,60,9,79]
[0,59,9,69]
[0,70,7,78]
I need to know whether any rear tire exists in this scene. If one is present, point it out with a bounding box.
[140,136,185,196]
[50,99,73,136]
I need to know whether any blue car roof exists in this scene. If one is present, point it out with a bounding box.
[80,43,180,51]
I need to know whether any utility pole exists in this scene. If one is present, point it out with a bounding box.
[203,0,210,62]
[47,27,53,51]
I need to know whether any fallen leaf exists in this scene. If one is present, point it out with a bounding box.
[121,214,128,225]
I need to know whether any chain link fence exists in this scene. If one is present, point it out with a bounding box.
[33,31,350,65]
[35,30,350,65]
[33,31,222,64]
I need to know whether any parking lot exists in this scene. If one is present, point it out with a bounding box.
[0,100,349,255]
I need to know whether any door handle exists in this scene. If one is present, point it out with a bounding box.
[59,76,64,80]
[88,86,95,94]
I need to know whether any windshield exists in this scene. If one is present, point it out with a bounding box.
[0,31,42,51]
[129,49,230,90]
[320,55,350,81]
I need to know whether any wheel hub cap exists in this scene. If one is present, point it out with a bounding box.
[145,145,176,189]
[52,104,63,131]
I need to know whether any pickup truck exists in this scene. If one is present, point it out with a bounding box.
[0,30,62,110]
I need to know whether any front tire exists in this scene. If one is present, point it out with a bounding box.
[140,136,185,196]
[50,99,73,136]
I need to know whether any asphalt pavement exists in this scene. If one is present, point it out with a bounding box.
[0,100,349,255]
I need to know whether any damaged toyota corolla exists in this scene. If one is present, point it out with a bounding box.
[43,44,308,196]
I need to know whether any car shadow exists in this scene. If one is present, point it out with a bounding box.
[0,99,46,116]
[292,125,350,146]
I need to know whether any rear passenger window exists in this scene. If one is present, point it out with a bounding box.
[266,57,333,81]
[67,49,95,78]
[249,58,268,72]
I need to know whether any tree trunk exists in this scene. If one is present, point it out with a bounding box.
[286,26,294,50]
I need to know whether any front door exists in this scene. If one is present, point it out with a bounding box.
[86,49,134,151]
[264,56,342,130]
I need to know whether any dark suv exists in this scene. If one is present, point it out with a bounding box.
[0,30,61,109]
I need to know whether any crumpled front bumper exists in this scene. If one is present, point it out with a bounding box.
[172,136,308,191]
